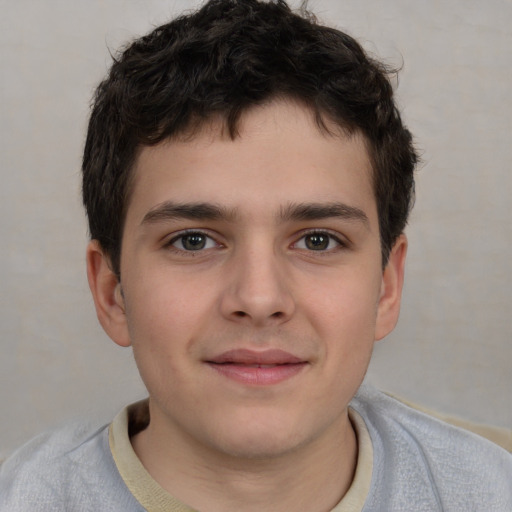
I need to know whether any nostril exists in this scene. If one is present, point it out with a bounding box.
[232,310,285,319]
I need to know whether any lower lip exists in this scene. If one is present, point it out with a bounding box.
[207,362,308,386]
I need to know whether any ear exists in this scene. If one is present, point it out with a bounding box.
[86,240,131,347]
[375,234,407,341]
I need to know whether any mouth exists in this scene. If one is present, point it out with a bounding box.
[205,349,308,386]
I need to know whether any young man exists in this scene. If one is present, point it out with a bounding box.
[1,0,511,510]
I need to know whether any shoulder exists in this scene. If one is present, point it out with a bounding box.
[351,383,512,511]
[0,420,142,511]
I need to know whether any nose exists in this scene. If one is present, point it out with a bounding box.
[219,243,296,326]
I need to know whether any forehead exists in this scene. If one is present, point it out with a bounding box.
[127,101,376,226]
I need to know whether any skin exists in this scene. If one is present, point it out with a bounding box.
[87,100,407,511]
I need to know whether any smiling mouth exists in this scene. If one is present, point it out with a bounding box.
[222,363,285,368]
[206,349,308,385]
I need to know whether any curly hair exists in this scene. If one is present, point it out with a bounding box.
[82,0,417,277]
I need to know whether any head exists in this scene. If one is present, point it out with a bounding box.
[84,0,417,467]
[82,0,417,279]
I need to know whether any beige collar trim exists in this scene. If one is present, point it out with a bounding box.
[109,400,195,512]
[331,408,373,511]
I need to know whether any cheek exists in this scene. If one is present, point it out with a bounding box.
[126,294,199,411]
[122,277,207,380]
[304,271,381,383]
[125,265,211,335]
[306,271,381,339]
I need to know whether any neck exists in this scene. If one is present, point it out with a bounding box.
[131,404,358,512]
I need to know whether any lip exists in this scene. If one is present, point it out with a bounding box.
[206,349,308,386]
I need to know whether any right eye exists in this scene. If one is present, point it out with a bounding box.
[169,231,218,252]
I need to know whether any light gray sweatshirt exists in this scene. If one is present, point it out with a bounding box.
[1,383,511,511]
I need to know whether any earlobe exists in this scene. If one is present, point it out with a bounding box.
[375,234,407,341]
[86,240,131,347]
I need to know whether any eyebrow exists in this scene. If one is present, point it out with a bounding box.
[141,201,237,225]
[141,200,369,227]
[279,202,369,226]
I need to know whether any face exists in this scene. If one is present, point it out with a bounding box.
[88,100,406,460]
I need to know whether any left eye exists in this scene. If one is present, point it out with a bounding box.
[170,232,217,251]
[295,232,341,251]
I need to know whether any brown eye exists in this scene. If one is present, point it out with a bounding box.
[305,233,330,250]
[171,232,216,251]
[295,231,342,252]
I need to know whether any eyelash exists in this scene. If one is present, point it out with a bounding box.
[163,229,348,255]
[292,229,348,253]
[165,230,220,253]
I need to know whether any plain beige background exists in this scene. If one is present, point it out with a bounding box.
[1,0,511,458]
